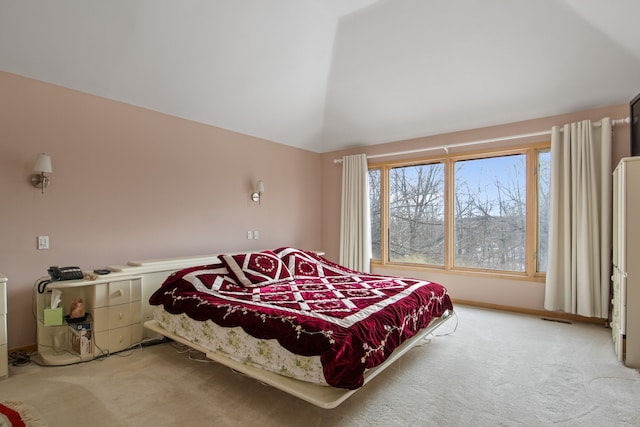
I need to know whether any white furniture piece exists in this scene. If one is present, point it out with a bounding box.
[93,277,143,356]
[35,255,222,366]
[36,274,143,365]
[0,274,7,378]
[35,251,330,366]
[611,157,640,368]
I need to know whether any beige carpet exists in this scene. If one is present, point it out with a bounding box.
[1,305,639,426]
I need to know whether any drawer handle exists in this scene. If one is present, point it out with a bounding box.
[119,312,123,320]
[115,289,123,298]
[119,335,124,343]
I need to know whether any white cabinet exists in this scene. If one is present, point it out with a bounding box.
[611,157,640,368]
[93,278,143,355]
[0,274,7,378]
[36,274,143,365]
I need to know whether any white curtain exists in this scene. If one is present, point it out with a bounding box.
[339,154,371,272]
[544,118,612,318]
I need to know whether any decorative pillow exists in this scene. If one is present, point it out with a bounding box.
[274,247,359,277]
[220,250,293,287]
[274,247,322,277]
[161,261,239,290]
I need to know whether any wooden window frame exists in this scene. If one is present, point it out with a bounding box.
[369,141,550,280]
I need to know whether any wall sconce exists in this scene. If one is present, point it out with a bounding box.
[31,153,53,194]
[250,180,265,204]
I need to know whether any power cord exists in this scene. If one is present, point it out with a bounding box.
[9,337,171,368]
[8,351,32,367]
[416,310,459,347]
[433,309,459,337]
[36,278,53,294]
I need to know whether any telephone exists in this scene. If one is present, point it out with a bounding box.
[48,266,84,281]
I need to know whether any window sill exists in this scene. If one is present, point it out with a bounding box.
[370,260,546,283]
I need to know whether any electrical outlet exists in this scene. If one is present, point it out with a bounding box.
[37,235,49,250]
[254,230,259,240]
[247,231,253,240]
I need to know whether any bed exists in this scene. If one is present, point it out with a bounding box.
[146,247,454,408]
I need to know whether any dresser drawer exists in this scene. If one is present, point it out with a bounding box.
[109,303,134,329]
[109,281,132,306]
[0,344,7,378]
[95,302,142,331]
[109,326,132,353]
[94,326,132,354]
[130,279,142,302]
[0,315,6,345]
[0,282,6,315]
[130,301,142,325]
[94,278,142,308]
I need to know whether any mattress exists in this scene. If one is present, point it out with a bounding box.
[153,305,328,385]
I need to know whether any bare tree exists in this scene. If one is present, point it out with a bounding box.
[389,164,444,264]
[372,154,533,272]
[368,169,381,259]
[454,156,526,271]
[537,151,551,272]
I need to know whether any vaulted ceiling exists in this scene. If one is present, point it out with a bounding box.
[2,0,640,153]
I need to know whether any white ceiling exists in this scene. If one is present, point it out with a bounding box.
[1,0,640,153]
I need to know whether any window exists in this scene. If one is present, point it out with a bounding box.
[369,144,549,278]
[454,155,526,272]
[536,150,551,273]
[389,163,444,265]
[369,168,381,260]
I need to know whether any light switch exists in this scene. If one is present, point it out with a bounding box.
[247,231,253,240]
[38,235,49,250]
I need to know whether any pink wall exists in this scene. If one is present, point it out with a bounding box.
[0,72,323,349]
[1,70,632,348]
[321,104,631,312]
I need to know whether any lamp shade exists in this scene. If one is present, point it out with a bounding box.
[33,153,53,173]
[256,180,264,193]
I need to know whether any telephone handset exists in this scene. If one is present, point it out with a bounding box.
[48,266,83,281]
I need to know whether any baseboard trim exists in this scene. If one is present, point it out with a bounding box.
[9,344,37,355]
[452,299,608,326]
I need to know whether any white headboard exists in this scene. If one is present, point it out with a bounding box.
[108,254,221,328]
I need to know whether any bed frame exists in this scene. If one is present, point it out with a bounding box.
[110,254,454,409]
[145,311,453,409]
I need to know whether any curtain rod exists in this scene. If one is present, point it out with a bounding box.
[332,117,630,164]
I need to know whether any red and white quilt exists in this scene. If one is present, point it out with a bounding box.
[149,247,453,389]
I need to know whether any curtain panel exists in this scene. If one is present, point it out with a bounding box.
[544,118,612,318]
[339,154,371,272]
